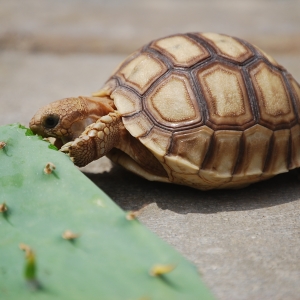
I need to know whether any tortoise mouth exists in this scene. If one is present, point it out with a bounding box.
[53,138,64,150]
[54,135,74,149]
[42,137,64,150]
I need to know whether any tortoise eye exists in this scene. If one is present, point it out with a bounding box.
[43,114,60,129]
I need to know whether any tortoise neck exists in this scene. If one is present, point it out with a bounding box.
[79,96,116,119]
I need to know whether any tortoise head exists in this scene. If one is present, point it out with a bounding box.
[29,96,115,145]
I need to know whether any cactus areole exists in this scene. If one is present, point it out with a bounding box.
[30,32,300,190]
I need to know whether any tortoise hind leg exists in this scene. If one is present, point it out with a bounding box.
[107,148,169,183]
[115,134,168,178]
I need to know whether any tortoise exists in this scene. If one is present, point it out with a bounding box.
[29,32,300,190]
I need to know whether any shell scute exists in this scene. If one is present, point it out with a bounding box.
[165,126,214,174]
[151,34,210,67]
[139,126,172,160]
[145,72,202,129]
[234,124,273,177]
[290,124,300,169]
[253,45,280,68]
[111,87,142,116]
[122,112,153,138]
[199,130,242,183]
[117,53,168,94]
[198,33,254,63]
[249,61,296,130]
[289,76,300,119]
[196,62,254,130]
[262,129,290,176]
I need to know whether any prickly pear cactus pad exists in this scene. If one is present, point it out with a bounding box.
[0,124,213,300]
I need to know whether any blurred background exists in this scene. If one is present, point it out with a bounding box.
[1,1,300,299]
[1,0,300,126]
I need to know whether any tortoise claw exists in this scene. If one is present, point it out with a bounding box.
[59,137,96,167]
[59,112,122,167]
[60,142,73,153]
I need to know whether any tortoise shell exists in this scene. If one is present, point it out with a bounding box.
[98,32,300,190]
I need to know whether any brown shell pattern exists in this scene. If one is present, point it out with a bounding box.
[107,32,300,190]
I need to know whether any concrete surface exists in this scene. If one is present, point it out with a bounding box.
[1,1,300,299]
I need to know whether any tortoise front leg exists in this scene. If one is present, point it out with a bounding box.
[61,111,124,167]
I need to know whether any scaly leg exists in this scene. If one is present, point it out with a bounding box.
[61,110,168,180]
[61,111,125,167]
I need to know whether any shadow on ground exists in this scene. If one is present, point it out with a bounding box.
[84,166,300,214]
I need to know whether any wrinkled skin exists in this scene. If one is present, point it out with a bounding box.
[29,96,115,145]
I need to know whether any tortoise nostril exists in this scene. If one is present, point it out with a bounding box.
[43,114,60,129]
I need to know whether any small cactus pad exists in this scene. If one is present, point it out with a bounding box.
[0,124,213,300]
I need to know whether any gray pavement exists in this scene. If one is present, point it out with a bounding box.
[1,1,300,299]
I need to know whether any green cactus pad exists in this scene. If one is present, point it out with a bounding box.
[0,124,213,300]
